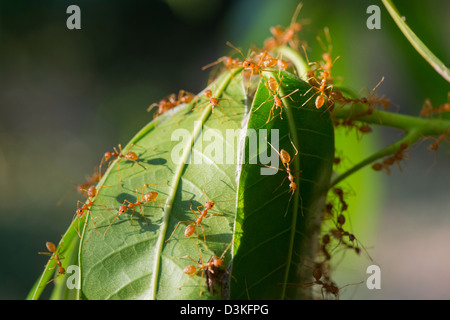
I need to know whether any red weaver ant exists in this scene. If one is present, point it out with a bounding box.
[99,144,148,182]
[264,135,301,216]
[264,3,306,50]
[175,241,234,296]
[147,90,194,118]
[103,183,166,235]
[165,178,235,250]
[73,185,115,236]
[253,76,299,123]
[193,85,235,122]
[420,97,450,117]
[427,131,450,151]
[38,241,65,283]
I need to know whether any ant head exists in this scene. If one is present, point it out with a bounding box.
[104,151,112,161]
[210,98,219,106]
[243,60,253,69]
[125,151,138,161]
[213,256,223,268]
[330,90,344,100]
[337,214,346,226]
[144,192,158,202]
[118,204,127,215]
[289,181,297,191]
[59,267,66,274]
[183,265,198,275]
[76,208,84,217]
[205,201,215,210]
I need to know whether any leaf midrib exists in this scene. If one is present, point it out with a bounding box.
[263,70,302,300]
[150,69,242,299]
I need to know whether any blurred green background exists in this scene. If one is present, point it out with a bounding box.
[0,0,449,299]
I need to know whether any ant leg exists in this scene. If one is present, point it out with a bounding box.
[128,207,137,228]
[135,188,149,225]
[288,134,299,165]
[302,87,319,107]
[137,205,149,225]
[103,214,120,236]
[273,175,288,194]
[253,97,275,114]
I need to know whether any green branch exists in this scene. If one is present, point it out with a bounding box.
[381,0,450,82]
[331,104,450,186]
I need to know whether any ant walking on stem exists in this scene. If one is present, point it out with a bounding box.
[420,96,450,117]
[371,142,409,174]
[165,178,235,251]
[175,241,235,296]
[427,131,450,151]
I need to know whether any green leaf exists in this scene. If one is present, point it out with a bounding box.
[79,69,246,300]
[231,70,334,299]
[29,67,334,300]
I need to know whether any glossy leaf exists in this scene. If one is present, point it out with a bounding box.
[30,67,334,300]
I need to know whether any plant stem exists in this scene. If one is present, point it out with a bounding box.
[381,0,450,82]
[276,46,309,82]
[330,129,419,187]
[330,104,450,186]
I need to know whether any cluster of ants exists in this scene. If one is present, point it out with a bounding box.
[303,187,370,299]
[41,140,237,295]
[39,2,449,299]
[419,96,450,151]
[37,2,370,298]
[39,143,163,283]
[371,142,409,175]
